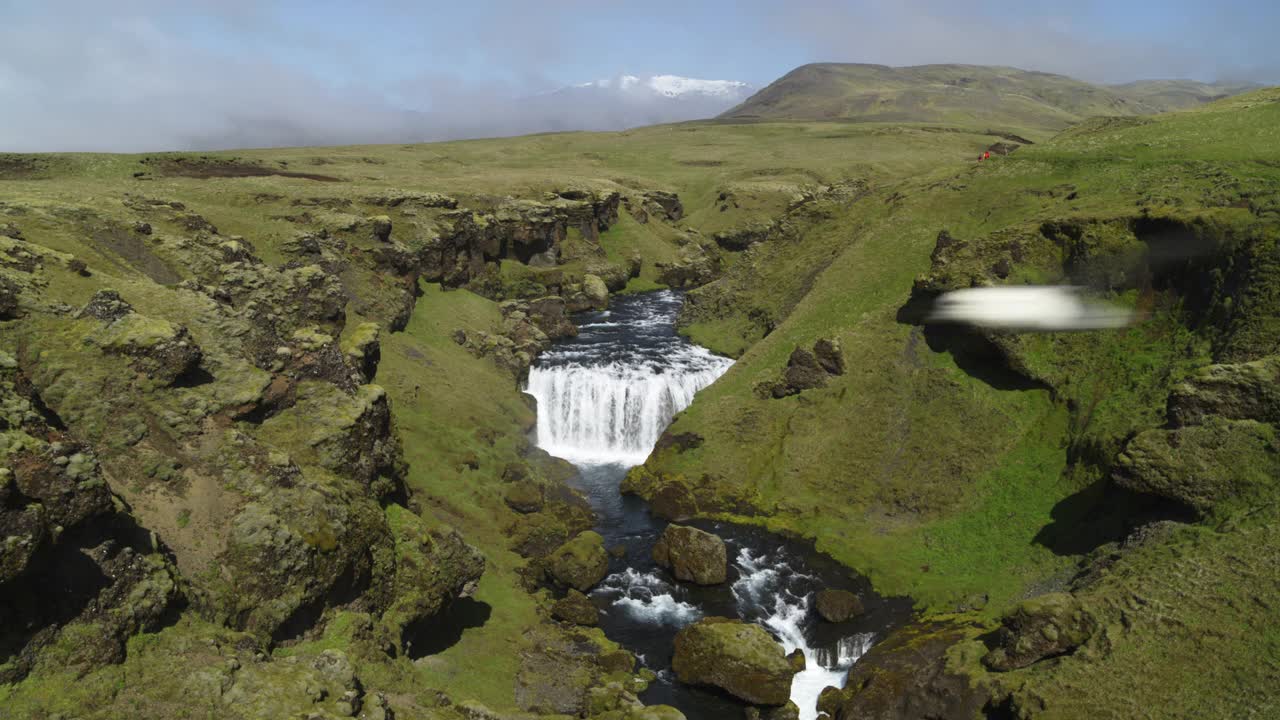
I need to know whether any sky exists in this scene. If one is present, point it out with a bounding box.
[2,0,1277,152]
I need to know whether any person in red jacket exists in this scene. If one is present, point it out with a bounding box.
[983,150,991,161]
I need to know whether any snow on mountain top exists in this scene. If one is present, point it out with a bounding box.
[647,74,751,98]
[572,74,752,99]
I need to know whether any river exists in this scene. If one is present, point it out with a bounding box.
[524,290,909,720]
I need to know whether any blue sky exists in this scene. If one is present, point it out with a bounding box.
[2,0,1277,150]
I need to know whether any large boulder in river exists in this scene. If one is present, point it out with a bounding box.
[671,617,797,705]
[548,530,610,591]
[652,524,727,585]
[815,589,863,623]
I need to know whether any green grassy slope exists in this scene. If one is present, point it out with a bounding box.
[720,63,1265,140]
[1110,79,1267,111]
[639,88,1280,716]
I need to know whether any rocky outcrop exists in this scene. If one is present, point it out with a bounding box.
[380,504,485,646]
[548,530,610,591]
[1,364,181,682]
[515,624,640,715]
[671,617,797,705]
[641,191,684,223]
[815,589,863,623]
[652,524,727,585]
[417,191,621,288]
[1112,416,1280,515]
[761,338,845,398]
[552,589,600,626]
[982,592,1097,671]
[829,621,991,720]
[1167,355,1280,426]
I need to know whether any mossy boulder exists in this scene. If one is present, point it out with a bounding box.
[583,273,610,310]
[652,524,727,585]
[552,589,600,626]
[592,705,687,720]
[83,305,203,385]
[1168,355,1280,426]
[548,530,610,591]
[982,592,1098,671]
[832,621,990,719]
[1112,417,1280,515]
[814,589,863,623]
[515,624,639,715]
[671,617,797,705]
[381,504,485,645]
[504,480,545,514]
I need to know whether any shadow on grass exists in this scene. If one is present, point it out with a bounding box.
[403,598,493,660]
[1033,477,1196,556]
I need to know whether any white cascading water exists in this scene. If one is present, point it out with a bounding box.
[733,548,874,720]
[526,356,731,465]
[526,291,874,720]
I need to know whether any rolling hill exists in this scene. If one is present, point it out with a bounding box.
[720,63,1264,138]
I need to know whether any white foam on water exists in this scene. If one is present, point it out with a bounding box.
[594,568,702,626]
[732,548,874,720]
[612,593,702,625]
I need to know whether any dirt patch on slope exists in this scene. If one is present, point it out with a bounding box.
[141,156,344,182]
[0,155,61,180]
[90,224,183,284]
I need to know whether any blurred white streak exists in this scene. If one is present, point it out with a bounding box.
[928,286,1135,331]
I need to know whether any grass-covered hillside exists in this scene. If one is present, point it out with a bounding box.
[637,89,1280,717]
[2,64,1277,719]
[721,63,1260,140]
[0,118,1000,718]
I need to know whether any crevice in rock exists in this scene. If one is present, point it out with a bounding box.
[171,364,215,389]
[271,557,372,647]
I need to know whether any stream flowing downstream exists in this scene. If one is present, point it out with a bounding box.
[524,290,908,720]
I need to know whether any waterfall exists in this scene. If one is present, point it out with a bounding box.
[524,290,732,466]
[526,290,880,720]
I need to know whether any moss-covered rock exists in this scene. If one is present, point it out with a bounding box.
[515,624,639,715]
[381,503,485,646]
[1168,355,1280,426]
[982,592,1098,671]
[1112,416,1280,515]
[552,589,600,626]
[832,620,991,720]
[547,530,609,591]
[582,274,610,310]
[651,524,727,585]
[671,617,796,705]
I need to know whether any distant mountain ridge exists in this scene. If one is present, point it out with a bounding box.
[720,63,1265,135]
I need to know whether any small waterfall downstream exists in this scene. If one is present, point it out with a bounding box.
[525,290,903,720]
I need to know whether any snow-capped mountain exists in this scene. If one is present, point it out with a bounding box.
[502,74,756,133]
[572,74,754,101]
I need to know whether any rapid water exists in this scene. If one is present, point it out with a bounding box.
[524,290,908,720]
